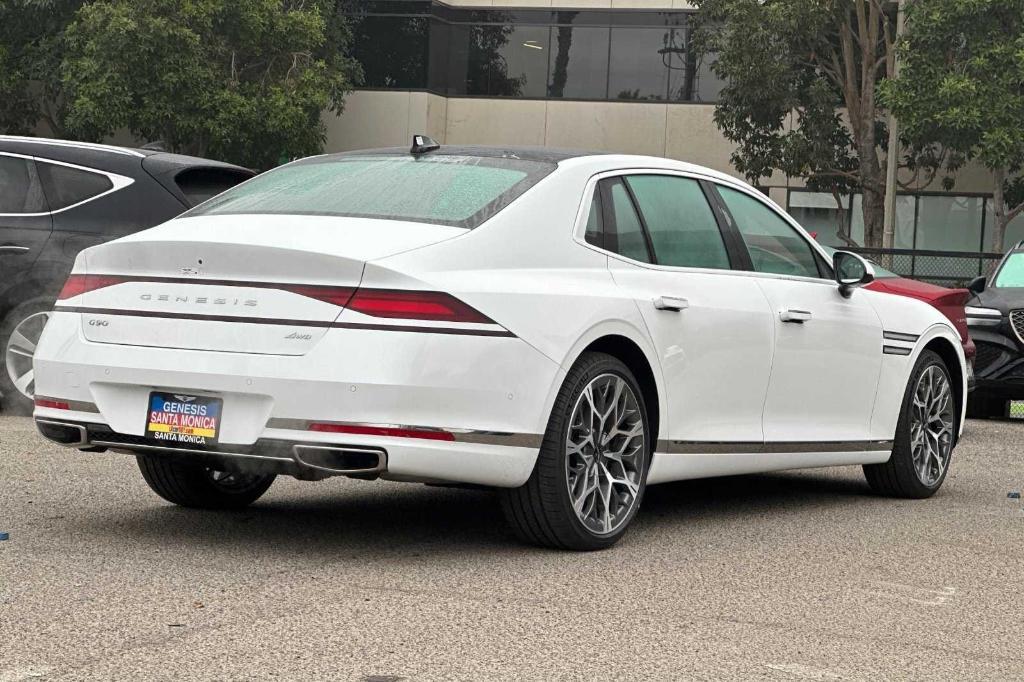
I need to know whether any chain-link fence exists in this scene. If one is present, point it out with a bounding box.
[846,247,1003,288]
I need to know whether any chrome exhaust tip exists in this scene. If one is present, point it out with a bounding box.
[35,419,89,447]
[292,444,387,477]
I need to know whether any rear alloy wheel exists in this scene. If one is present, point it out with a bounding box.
[1,297,55,415]
[136,454,275,509]
[864,350,956,498]
[500,352,650,550]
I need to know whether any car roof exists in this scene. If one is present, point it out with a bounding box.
[334,145,609,164]
[324,144,750,188]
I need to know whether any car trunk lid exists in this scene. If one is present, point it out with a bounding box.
[68,214,465,355]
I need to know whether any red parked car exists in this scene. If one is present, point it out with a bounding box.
[820,246,975,365]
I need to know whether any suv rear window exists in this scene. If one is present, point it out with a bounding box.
[189,154,555,229]
[175,167,254,206]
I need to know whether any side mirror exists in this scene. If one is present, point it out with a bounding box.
[967,275,987,295]
[833,250,875,298]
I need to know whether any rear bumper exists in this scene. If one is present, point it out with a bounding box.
[36,418,388,479]
[32,311,560,487]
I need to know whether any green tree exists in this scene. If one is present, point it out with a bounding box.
[693,0,919,247]
[881,0,1024,253]
[0,0,85,135]
[60,0,360,169]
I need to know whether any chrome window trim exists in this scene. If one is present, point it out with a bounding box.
[0,152,135,217]
[571,167,841,287]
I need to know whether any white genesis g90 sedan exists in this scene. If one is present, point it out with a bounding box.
[32,141,967,550]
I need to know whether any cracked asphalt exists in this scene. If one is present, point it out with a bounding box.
[2,414,1023,681]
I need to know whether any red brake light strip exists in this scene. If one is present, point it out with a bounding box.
[56,275,495,324]
[308,422,455,442]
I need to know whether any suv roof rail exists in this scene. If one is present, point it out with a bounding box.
[0,135,145,158]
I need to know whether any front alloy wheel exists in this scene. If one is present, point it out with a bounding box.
[500,352,650,550]
[909,365,955,488]
[864,349,956,498]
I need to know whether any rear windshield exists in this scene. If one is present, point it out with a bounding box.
[187,154,555,228]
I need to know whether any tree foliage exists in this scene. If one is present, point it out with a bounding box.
[693,0,905,247]
[881,0,1024,252]
[54,0,360,169]
[0,0,85,135]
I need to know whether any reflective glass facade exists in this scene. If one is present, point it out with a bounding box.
[788,190,1024,254]
[349,1,725,102]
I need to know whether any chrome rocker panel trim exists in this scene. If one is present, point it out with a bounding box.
[655,439,894,455]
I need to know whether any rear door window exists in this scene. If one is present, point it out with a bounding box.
[625,174,730,269]
[36,160,113,211]
[0,155,47,213]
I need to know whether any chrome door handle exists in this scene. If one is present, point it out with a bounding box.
[0,245,29,254]
[653,296,689,311]
[780,309,812,323]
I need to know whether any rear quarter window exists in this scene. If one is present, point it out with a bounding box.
[189,155,555,229]
[36,160,113,210]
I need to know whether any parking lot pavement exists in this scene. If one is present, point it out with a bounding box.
[1,415,1023,681]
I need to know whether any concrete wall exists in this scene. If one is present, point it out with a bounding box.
[323,90,997,200]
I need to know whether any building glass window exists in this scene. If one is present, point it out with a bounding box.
[608,27,669,100]
[352,15,430,88]
[983,199,1024,253]
[851,193,915,249]
[787,192,852,246]
[547,25,610,99]
[915,195,984,252]
[347,3,726,103]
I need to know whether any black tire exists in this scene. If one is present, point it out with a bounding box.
[499,352,651,550]
[136,454,275,509]
[966,392,1005,419]
[0,296,55,415]
[864,349,956,499]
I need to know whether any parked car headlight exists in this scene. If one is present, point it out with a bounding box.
[965,306,1002,327]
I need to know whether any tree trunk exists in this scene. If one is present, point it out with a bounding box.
[991,168,1008,253]
[859,125,886,248]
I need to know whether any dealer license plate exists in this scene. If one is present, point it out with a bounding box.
[145,392,222,447]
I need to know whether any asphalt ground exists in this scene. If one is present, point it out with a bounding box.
[2,414,1023,681]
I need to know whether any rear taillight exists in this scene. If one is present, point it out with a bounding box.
[279,285,356,308]
[57,274,127,300]
[308,422,455,442]
[345,289,493,324]
[35,398,70,410]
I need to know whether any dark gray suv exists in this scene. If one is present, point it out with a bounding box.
[0,136,254,413]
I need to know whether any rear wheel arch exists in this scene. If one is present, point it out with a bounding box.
[575,334,662,446]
